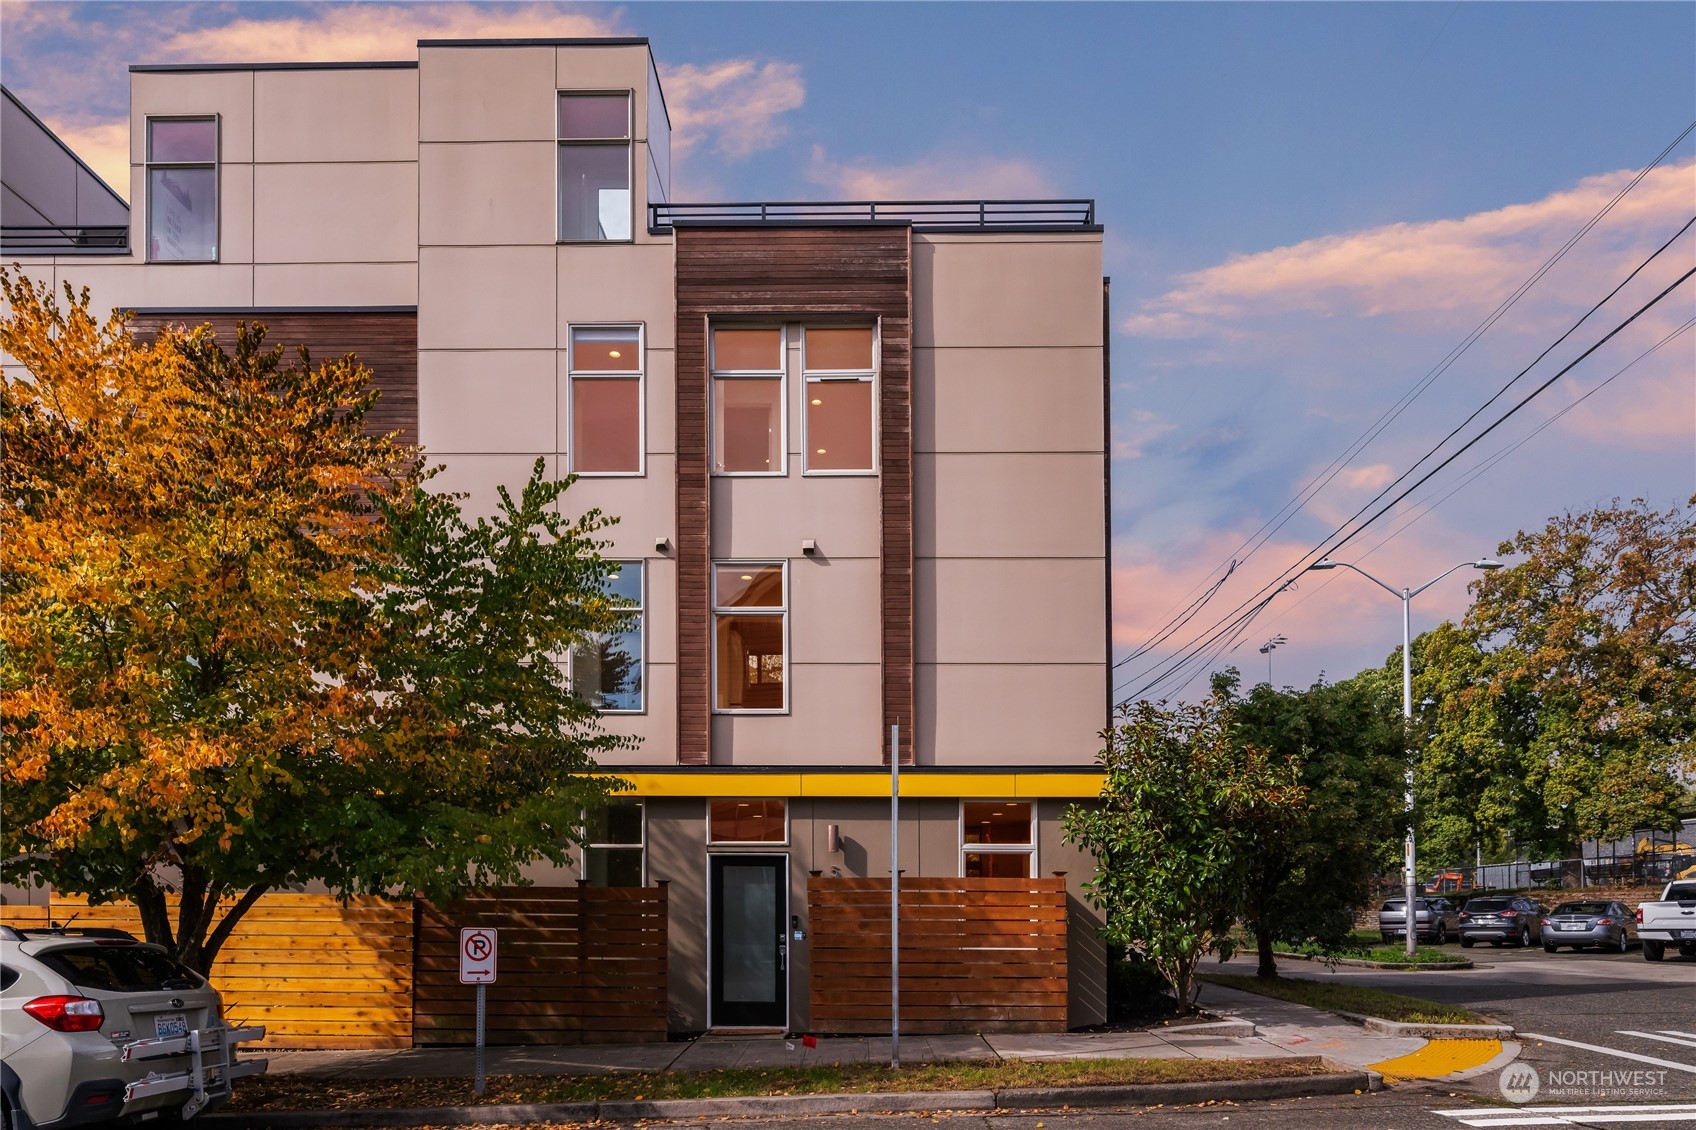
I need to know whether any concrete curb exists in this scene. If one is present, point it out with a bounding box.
[1272,950,1475,971]
[202,1066,1378,1127]
[1334,1010,1515,1039]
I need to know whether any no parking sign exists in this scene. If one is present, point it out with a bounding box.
[459,927,498,984]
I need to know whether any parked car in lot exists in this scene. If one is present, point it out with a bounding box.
[1635,879,1696,962]
[1378,897,1460,944]
[0,925,267,1129]
[1457,895,1546,947]
[1541,900,1635,953]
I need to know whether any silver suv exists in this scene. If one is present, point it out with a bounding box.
[0,925,266,1128]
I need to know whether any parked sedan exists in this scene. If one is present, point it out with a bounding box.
[1541,900,1635,953]
[1457,895,1546,947]
[1378,897,1460,944]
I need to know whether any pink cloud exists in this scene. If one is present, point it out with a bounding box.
[661,59,805,159]
[806,145,1058,200]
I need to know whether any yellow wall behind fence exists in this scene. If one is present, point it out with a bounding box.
[20,894,412,1050]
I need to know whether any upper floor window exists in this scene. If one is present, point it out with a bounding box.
[961,801,1034,878]
[569,325,643,474]
[802,326,877,474]
[713,562,786,712]
[558,92,632,242]
[571,561,643,712]
[146,117,218,262]
[711,326,785,475]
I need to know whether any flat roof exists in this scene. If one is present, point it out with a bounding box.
[130,61,416,73]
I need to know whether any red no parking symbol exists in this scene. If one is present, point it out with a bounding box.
[459,927,498,984]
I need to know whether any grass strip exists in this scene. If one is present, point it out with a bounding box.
[1200,972,1481,1024]
[227,1057,1325,1111]
[1278,944,1470,965]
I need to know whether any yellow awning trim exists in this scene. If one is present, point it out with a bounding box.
[607,771,1105,799]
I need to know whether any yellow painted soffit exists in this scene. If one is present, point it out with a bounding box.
[608,771,1105,799]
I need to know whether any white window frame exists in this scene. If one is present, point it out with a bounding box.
[711,559,789,715]
[570,559,645,713]
[958,800,1038,879]
[710,325,789,477]
[582,798,646,886]
[567,323,646,477]
[556,90,634,244]
[801,323,880,476]
[145,115,220,264]
[706,798,792,846]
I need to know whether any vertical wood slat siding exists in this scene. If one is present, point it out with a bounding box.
[674,228,914,765]
[807,877,1068,1034]
[43,893,413,1049]
[128,310,419,443]
[413,886,668,1045]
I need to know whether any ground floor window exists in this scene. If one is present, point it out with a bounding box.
[962,801,1034,878]
[709,799,787,844]
[583,799,644,885]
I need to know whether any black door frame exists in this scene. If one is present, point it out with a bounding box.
[708,853,789,1028]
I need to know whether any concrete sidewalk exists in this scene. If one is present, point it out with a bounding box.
[260,983,1431,1081]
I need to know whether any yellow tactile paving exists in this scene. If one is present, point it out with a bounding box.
[1368,1039,1504,1081]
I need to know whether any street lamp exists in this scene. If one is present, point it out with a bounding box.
[1307,556,1504,956]
[1258,635,1288,685]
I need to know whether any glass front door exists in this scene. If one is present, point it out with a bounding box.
[709,854,788,1027]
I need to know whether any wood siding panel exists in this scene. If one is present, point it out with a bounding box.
[129,310,418,444]
[675,228,913,765]
[807,877,1067,1035]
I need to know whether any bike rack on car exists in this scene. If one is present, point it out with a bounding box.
[121,1023,269,1119]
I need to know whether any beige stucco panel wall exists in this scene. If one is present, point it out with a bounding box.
[419,47,556,142]
[914,346,1104,454]
[789,555,882,665]
[916,558,1107,665]
[596,660,676,763]
[254,263,417,307]
[419,349,556,455]
[50,263,255,315]
[254,162,418,264]
[426,453,554,520]
[645,798,707,1032]
[711,663,882,766]
[918,662,1106,766]
[419,141,556,247]
[131,71,255,163]
[556,456,678,560]
[915,452,1105,559]
[419,245,555,350]
[556,243,677,349]
[913,235,1103,349]
[711,476,880,560]
[254,68,419,163]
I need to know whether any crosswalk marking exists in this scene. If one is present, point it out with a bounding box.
[1618,1029,1696,1051]
[1520,1031,1696,1074]
[1432,1103,1696,1127]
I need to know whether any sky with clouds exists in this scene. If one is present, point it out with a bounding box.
[3,1,1693,700]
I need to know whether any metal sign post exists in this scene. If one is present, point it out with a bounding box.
[890,723,900,1069]
[459,927,498,1097]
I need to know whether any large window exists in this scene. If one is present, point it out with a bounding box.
[558,92,632,242]
[802,327,877,473]
[146,117,218,262]
[713,562,786,712]
[583,799,643,886]
[709,799,787,844]
[569,325,643,474]
[571,561,643,712]
[711,327,785,475]
[962,802,1034,878]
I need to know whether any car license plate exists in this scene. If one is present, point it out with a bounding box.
[1559,923,1584,930]
[155,1013,188,1039]
[1673,929,1696,940]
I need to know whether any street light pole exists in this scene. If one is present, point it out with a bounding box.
[1308,556,1503,957]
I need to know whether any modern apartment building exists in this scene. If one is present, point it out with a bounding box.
[1,36,1112,1033]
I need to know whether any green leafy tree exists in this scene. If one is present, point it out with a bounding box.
[1064,694,1307,1010]
[1,275,632,972]
[1224,669,1404,977]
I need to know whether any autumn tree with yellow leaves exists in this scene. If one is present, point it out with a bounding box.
[1,273,632,973]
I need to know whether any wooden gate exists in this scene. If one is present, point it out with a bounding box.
[414,885,668,1045]
[808,876,1068,1034]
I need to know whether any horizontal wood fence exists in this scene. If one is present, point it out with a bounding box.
[32,893,413,1049]
[0,903,52,931]
[414,885,668,1045]
[809,877,1068,1034]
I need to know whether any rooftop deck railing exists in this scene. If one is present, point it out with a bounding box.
[650,199,1097,234]
[1,225,130,255]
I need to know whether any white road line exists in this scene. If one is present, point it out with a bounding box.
[1660,1030,1696,1041]
[1432,1105,1696,1127]
[1520,1031,1696,1074]
[1618,1029,1696,1050]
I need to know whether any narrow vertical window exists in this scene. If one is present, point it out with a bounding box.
[569,325,643,474]
[558,92,632,241]
[711,327,785,474]
[961,802,1035,878]
[583,799,644,886]
[572,561,643,712]
[146,117,218,262]
[713,563,786,712]
[803,326,877,473]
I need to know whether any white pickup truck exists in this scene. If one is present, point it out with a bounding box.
[1635,879,1696,961]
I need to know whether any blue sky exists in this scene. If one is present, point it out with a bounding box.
[4,1,1693,699]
